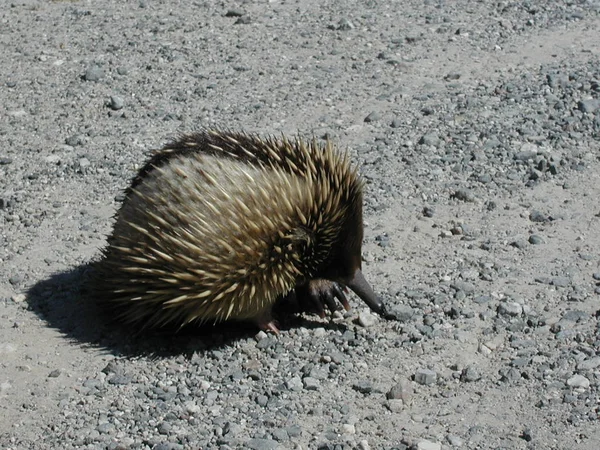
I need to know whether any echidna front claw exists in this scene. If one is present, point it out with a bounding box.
[295,280,348,317]
[257,319,280,335]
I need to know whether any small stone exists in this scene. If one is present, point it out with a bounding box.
[416,440,442,450]
[285,376,303,391]
[224,9,244,17]
[48,369,61,378]
[419,132,440,147]
[460,366,481,382]
[352,380,374,394]
[364,111,381,123]
[84,65,104,82]
[109,95,125,110]
[303,377,319,391]
[337,18,354,30]
[529,210,549,222]
[247,438,279,450]
[566,374,590,389]
[414,368,437,385]
[11,293,26,303]
[386,399,404,412]
[528,235,544,244]
[341,423,355,434]
[578,98,600,113]
[452,188,476,202]
[520,428,534,442]
[8,275,23,285]
[385,304,415,322]
[577,357,600,371]
[390,118,402,128]
[97,422,115,434]
[450,281,475,294]
[446,434,464,446]
[358,311,378,327]
[497,301,523,317]
[184,401,201,415]
[255,331,268,341]
[358,440,370,450]
[65,134,86,146]
[108,375,131,385]
[551,276,570,287]
[386,380,413,403]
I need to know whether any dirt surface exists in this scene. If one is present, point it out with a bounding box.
[1,1,600,449]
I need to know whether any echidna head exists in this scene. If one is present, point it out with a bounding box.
[310,191,384,315]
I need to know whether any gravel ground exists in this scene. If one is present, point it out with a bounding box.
[1,1,600,449]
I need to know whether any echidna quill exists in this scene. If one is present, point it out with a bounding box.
[93,130,385,333]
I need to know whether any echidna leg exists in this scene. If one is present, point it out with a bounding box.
[296,280,350,318]
[254,309,280,335]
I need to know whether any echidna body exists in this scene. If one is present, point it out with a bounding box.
[93,130,383,331]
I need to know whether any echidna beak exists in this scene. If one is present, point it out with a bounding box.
[346,269,385,315]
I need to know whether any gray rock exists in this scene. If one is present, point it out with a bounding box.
[578,98,600,113]
[109,95,125,110]
[364,111,381,123]
[386,380,412,403]
[84,65,104,82]
[566,374,590,389]
[460,366,481,382]
[247,438,280,450]
[419,132,440,147]
[498,301,523,317]
[414,369,437,385]
[358,311,378,327]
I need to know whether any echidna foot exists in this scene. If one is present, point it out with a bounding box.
[255,313,280,335]
[296,280,350,318]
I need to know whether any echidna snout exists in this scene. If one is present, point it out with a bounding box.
[344,269,384,314]
[92,130,385,332]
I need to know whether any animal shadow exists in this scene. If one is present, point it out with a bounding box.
[26,263,347,357]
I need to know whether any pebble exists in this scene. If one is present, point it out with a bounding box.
[65,134,86,146]
[419,132,440,147]
[386,399,404,412]
[352,380,374,394]
[577,98,600,113]
[416,440,442,450]
[566,374,590,389]
[528,234,544,244]
[386,379,413,403]
[577,357,600,371]
[337,18,354,30]
[386,304,415,322]
[11,293,26,303]
[497,301,523,317]
[302,377,319,391]
[247,438,280,450]
[285,376,303,391]
[446,434,464,446]
[529,210,549,222]
[452,188,476,202]
[341,423,356,434]
[84,65,104,82]
[460,366,481,382]
[358,311,378,327]
[551,276,570,287]
[364,111,381,123]
[109,95,125,110]
[414,368,437,385]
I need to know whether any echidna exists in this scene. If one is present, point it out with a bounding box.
[93,130,384,333]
